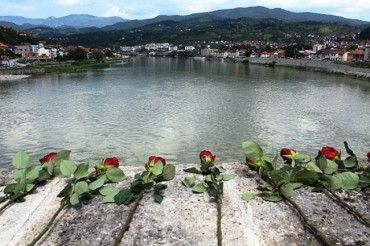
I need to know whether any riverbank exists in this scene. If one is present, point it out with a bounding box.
[0,74,31,81]
[247,57,370,80]
[1,162,369,246]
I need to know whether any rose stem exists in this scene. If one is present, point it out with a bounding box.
[113,189,145,246]
[28,202,67,246]
[216,195,223,246]
[280,193,331,246]
[324,188,370,227]
[0,200,13,215]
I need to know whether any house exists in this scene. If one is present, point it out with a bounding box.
[347,49,365,62]
[185,46,195,51]
[38,44,53,60]
[227,50,239,58]
[365,46,370,62]
[19,30,29,36]
[13,44,32,58]
[0,42,8,50]
[216,50,228,58]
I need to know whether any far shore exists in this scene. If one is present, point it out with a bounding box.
[247,57,370,80]
[0,74,31,81]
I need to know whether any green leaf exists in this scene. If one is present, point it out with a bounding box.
[324,176,342,190]
[99,186,120,196]
[70,193,79,206]
[183,167,201,174]
[162,164,176,180]
[60,160,77,177]
[182,176,196,188]
[152,162,164,176]
[114,189,133,205]
[294,170,320,185]
[74,181,89,195]
[43,162,54,176]
[289,182,303,189]
[217,166,226,173]
[222,174,236,181]
[37,170,51,182]
[293,154,311,163]
[52,150,71,163]
[57,183,73,197]
[0,196,6,203]
[26,184,35,192]
[12,169,25,180]
[315,153,327,172]
[192,184,207,193]
[12,151,30,169]
[89,175,106,190]
[241,193,255,201]
[343,156,357,168]
[14,178,27,194]
[336,172,359,189]
[154,193,164,203]
[25,165,43,180]
[280,184,294,197]
[324,160,338,175]
[269,170,289,184]
[74,163,90,180]
[205,174,212,182]
[241,141,263,162]
[102,193,119,203]
[358,175,370,188]
[106,167,126,183]
[343,141,356,157]
[257,184,273,191]
[262,194,282,202]
[4,184,17,194]
[306,162,322,173]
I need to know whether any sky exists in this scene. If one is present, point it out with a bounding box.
[1,0,370,22]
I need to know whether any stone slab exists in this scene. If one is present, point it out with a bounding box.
[0,163,369,246]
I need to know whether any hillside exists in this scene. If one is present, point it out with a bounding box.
[46,17,360,48]
[103,6,370,31]
[0,26,38,44]
[0,14,127,28]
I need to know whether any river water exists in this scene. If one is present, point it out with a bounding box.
[1,57,369,168]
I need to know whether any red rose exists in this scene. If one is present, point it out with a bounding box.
[280,148,297,163]
[199,150,216,165]
[104,157,120,168]
[145,156,166,171]
[40,152,57,164]
[367,152,370,160]
[319,146,340,160]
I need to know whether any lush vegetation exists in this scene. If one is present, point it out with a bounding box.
[30,17,361,48]
[0,26,38,44]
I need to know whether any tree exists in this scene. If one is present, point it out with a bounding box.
[92,50,104,63]
[68,47,87,60]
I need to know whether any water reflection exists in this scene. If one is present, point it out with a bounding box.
[0,58,369,168]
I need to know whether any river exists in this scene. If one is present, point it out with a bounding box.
[1,57,369,168]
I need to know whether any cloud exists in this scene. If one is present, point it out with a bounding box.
[54,0,83,5]
[103,6,131,18]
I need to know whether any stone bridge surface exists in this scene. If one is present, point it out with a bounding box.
[0,163,369,246]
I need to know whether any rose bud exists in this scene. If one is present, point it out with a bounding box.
[145,156,166,171]
[104,157,120,168]
[245,156,261,170]
[199,150,216,165]
[319,146,340,160]
[280,148,297,164]
[367,151,370,160]
[40,152,57,164]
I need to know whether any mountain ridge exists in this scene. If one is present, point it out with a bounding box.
[0,6,369,31]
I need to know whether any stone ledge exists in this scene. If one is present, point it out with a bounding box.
[0,163,369,246]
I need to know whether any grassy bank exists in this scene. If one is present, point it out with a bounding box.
[43,60,110,73]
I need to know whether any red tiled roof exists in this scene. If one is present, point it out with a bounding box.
[349,49,364,55]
